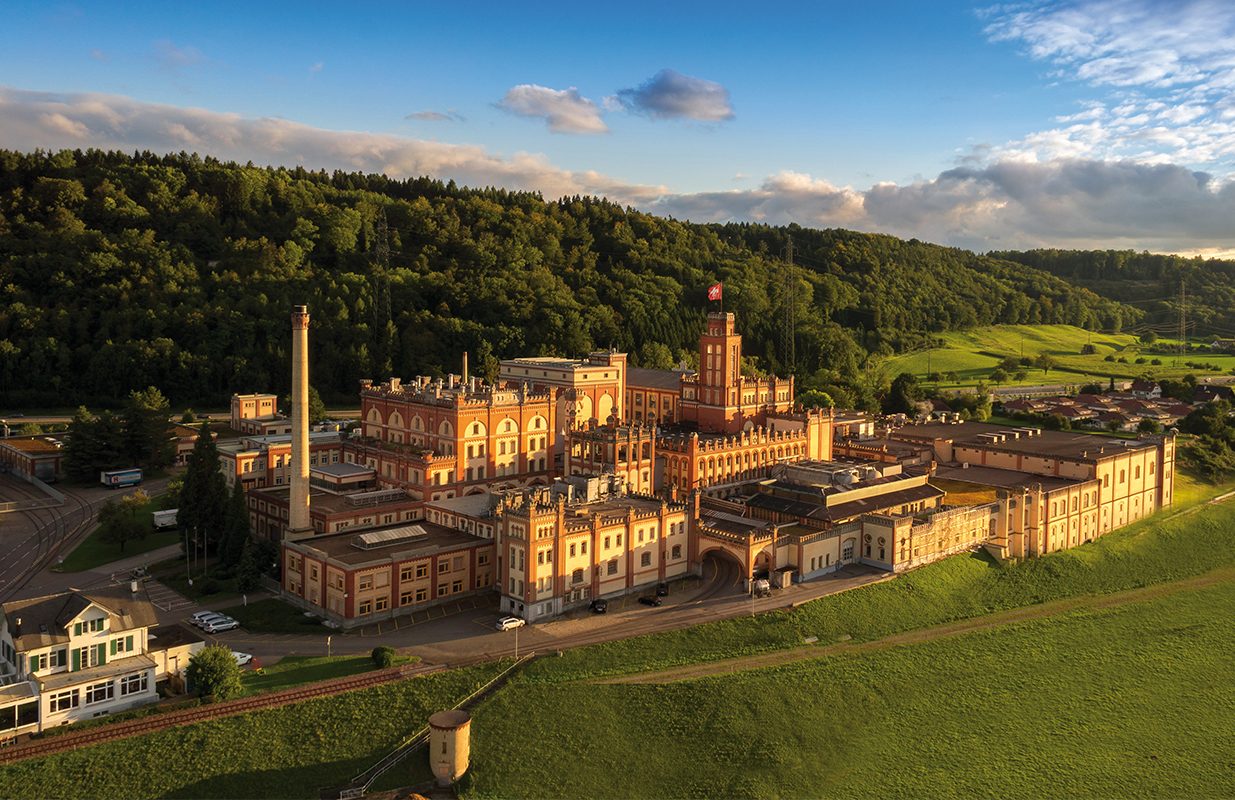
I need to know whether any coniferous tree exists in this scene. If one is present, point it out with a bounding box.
[221,482,250,567]
[180,422,227,559]
[123,386,174,470]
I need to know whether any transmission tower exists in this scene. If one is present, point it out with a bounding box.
[1177,278,1186,365]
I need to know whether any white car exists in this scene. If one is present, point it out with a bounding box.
[231,651,253,667]
[189,610,219,626]
[495,616,526,631]
[201,617,239,633]
[192,612,229,629]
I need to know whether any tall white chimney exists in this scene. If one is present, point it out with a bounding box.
[288,304,312,537]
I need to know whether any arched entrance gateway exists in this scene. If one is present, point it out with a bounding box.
[693,509,780,592]
[697,548,746,600]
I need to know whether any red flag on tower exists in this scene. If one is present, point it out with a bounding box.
[707,282,723,302]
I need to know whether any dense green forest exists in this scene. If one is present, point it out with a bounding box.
[992,249,1235,340]
[0,149,1135,409]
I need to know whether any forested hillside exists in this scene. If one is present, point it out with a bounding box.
[993,249,1235,340]
[0,149,1134,409]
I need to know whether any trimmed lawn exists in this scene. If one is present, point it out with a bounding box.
[240,655,417,695]
[0,664,503,800]
[56,494,178,573]
[467,580,1235,800]
[226,598,329,635]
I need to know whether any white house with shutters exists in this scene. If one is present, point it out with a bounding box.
[0,586,166,734]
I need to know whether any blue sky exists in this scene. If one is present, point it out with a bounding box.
[2,1,1234,253]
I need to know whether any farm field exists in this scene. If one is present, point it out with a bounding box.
[880,324,1235,389]
[0,664,502,800]
[464,578,1235,800]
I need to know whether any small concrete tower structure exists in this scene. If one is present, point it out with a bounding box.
[288,304,312,537]
[428,709,472,787]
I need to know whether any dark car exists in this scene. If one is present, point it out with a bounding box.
[589,598,608,614]
[655,583,669,597]
[638,596,662,607]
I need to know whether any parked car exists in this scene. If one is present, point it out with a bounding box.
[495,616,526,631]
[190,611,227,628]
[638,596,662,607]
[202,617,239,633]
[655,583,669,597]
[589,598,608,614]
[231,652,253,667]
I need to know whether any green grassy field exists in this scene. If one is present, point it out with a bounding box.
[225,597,330,635]
[56,493,179,572]
[465,579,1235,800]
[0,664,502,800]
[238,654,416,695]
[881,324,1235,389]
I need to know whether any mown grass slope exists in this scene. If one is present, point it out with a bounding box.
[466,580,1235,799]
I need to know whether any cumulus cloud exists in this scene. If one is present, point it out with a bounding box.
[4,85,1235,253]
[0,86,659,204]
[406,109,465,123]
[615,69,734,122]
[497,84,607,134]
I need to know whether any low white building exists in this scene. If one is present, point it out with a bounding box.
[0,586,182,735]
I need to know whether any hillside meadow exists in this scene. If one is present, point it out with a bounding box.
[880,323,1235,388]
[464,579,1235,799]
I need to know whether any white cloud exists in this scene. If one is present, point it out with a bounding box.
[981,1,1235,173]
[615,69,734,122]
[309,62,324,74]
[4,86,1235,253]
[153,39,204,71]
[0,86,657,203]
[406,109,465,123]
[497,85,607,134]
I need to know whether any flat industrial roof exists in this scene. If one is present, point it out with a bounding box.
[627,367,692,391]
[748,482,943,522]
[311,462,375,478]
[292,520,490,566]
[426,492,497,518]
[253,485,413,515]
[0,437,62,454]
[893,421,1159,460]
[934,464,1083,492]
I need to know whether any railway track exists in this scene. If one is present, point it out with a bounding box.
[0,478,168,602]
[0,662,438,765]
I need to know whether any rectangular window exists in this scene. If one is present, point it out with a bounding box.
[478,553,489,566]
[415,563,428,579]
[28,653,44,673]
[400,566,414,582]
[604,536,611,550]
[120,672,148,696]
[452,580,463,593]
[607,559,618,576]
[616,534,622,547]
[672,544,682,559]
[581,541,587,555]
[358,600,373,615]
[415,588,428,602]
[358,575,373,591]
[437,584,448,597]
[375,597,389,612]
[641,552,652,567]
[85,681,114,705]
[437,561,449,574]
[400,591,413,605]
[49,689,79,713]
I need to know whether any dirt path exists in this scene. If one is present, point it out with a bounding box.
[600,564,1235,685]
